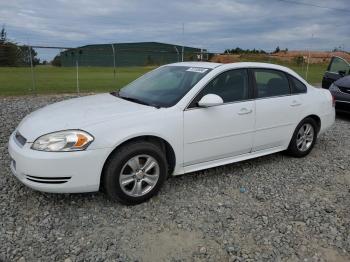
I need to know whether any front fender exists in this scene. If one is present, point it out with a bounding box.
[84,109,184,175]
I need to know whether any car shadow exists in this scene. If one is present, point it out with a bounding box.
[336,112,350,121]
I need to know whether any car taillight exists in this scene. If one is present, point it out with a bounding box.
[331,94,335,107]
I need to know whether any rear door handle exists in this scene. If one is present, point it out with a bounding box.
[238,108,253,115]
[290,100,302,107]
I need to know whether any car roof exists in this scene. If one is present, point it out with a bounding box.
[169,62,222,69]
[169,61,293,72]
[168,62,306,83]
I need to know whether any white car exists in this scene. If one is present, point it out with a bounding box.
[8,62,335,204]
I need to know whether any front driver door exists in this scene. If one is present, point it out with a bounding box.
[183,69,255,167]
[322,56,350,89]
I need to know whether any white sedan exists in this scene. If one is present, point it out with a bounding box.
[8,62,335,204]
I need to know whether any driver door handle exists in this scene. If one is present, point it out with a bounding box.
[238,108,253,115]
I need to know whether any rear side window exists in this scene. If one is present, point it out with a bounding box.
[290,76,307,94]
[253,69,290,98]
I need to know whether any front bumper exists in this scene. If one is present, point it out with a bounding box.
[8,132,111,193]
[330,85,350,113]
[335,100,350,113]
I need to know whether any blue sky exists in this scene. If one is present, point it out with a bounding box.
[1,0,349,60]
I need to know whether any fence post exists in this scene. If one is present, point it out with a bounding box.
[174,46,180,62]
[28,45,36,95]
[305,51,310,81]
[76,60,80,96]
[111,43,116,80]
[181,46,184,62]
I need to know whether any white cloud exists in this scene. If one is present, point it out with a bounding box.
[0,0,348,59]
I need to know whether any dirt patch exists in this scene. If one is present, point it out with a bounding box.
[126,227,227,261]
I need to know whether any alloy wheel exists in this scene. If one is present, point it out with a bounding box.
[119,154,160,197]
[296,123,314,152]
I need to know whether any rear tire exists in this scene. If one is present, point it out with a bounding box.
[102,141,168,205]
[286,117,318,157]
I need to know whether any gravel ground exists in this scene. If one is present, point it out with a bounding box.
[0,94,349,262]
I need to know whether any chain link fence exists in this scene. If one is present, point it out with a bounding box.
[0,44,211,96]
[1,43,348,96]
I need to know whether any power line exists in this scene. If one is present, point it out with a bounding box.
[278,0,350,13]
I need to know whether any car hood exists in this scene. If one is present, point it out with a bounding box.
[17,93,156,142]
[335,75,350,88]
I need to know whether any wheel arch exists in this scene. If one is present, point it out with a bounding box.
[100,135,176,191]
[306,114,321,133]
[288,114,321,148]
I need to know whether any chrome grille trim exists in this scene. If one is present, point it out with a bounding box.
[25,175,71,184]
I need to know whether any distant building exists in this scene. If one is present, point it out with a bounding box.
[60,42,208,67]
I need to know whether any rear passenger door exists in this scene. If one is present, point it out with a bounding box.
[252,69,303,151]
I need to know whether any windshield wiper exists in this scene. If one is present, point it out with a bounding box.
[111,91,161,109]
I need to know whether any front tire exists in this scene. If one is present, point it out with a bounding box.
[287,117,318,157]
[102,141,168,205]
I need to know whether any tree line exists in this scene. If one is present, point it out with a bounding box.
[0,26,39,66]
[223,46,288,55]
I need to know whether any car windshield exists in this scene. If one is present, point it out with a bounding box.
[118,66,211,107]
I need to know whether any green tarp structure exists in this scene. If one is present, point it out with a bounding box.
[60,42,207,67]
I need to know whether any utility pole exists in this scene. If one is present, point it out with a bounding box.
[305,33,314,81]
[181,23,184,62]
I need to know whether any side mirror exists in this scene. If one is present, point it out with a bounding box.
[338,70,346,77]
[198,94,224,107]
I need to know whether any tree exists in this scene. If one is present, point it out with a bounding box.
[273,46,280,54]
[0,25,7,44]
[223,47,266,55]
[0,26,40,66]
[293,55,304,66]
[51,55,62,66]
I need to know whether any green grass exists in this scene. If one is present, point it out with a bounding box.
[0,62,327,96]
[289,63,328,85]
[0,66,155,96]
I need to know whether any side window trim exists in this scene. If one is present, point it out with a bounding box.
[250,68,293,99]
[287,74,307,94]
[185,68,253,110]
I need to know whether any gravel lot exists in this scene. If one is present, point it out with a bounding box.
[1,94,349,262]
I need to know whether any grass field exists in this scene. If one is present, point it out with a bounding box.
[0,62,327,96]
[0,66,155,96]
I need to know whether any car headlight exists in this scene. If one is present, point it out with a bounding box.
[31,130,94,152]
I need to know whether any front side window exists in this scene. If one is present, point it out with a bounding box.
[119,66,211,107]
[190,69,249,107]
[253,69,290,98]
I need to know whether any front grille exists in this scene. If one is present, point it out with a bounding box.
[338,86,350,95]
[25,175,71,184]
[15,131,27,147]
